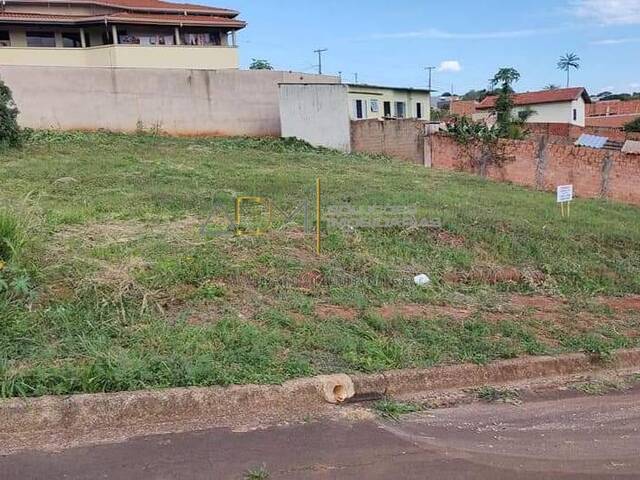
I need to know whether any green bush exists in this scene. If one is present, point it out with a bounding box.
[624,117,640,133]
[0,79,20,148]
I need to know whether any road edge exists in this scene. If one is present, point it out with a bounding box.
[2,349,640,452]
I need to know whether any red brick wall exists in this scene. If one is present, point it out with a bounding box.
[350,119,425,164]
[430,134,640,205]
[586,114,640,129]
[450,100,478,117]
[587,100,640,116]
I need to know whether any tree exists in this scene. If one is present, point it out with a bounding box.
[0,79,20,148]
[489,68,521,93]
[461,89,494,102]
[544,84,561,90]
[624,117,640,133]
[489,68,521,134]
[557,53,580,88]
[249,59,274,70]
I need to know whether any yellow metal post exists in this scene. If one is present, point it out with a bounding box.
[316,178,321,255]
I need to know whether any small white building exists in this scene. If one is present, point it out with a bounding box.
[278,83,431,152]
[475,87,591,127]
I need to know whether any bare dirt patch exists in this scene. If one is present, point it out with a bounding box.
[508,295,566,313]
[598,296,640,312]
[315,305,359,321]
[431,230,466,248]
[444,266,546,286]
[297,270,324,292]
[377,304,472,321]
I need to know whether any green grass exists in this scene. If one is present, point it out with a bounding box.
[373,398,423,421]
[476,386,521,404]
[1,131,639,398]
[244,466,270,480]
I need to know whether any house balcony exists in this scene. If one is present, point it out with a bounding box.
[0,44,239,70]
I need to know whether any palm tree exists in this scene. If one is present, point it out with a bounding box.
[557,53,580,88]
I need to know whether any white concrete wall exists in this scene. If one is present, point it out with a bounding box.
[571,97,586,127]
[0,66,339,135]
[346,86,431,121]
[476,98,586,127]
[512,99,585,126]
[279,84,351,152]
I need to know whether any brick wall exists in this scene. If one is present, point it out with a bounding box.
[450,100,478,117]
[350,119,426,164]
[586,114,640,129]
[430,134,640,205]
[587,100,640,116]
[525,122,639,142]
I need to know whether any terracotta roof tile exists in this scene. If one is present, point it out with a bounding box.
[477,88,590,110]
[108,11,245,27]
[5,0,240,16]
[0,10,246,27]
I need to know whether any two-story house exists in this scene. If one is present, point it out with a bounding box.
[0,0,246,69]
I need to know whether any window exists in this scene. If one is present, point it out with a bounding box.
[0,31,10,47]
[62,32,82,48]
[573,109,577,121]
[370,99,379,113]
[416,102,422,119]
[395,102,406,118]
[383,101,392,117]
[26,31,56,47]
[355,99,365,119]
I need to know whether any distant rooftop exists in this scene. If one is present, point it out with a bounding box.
[346,83,432,94]
[477,87,591,110]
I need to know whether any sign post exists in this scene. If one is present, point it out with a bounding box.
[557,185,573,218]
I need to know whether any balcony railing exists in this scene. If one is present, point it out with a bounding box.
[0,44,239,69]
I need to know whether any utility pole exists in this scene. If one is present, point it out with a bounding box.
[354,72,359,84]
[425,66,435,91]
[314,48,328,75]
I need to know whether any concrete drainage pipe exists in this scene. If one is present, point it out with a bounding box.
[316,374,355,404]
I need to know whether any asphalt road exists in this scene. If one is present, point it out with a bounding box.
[3,387,640,479]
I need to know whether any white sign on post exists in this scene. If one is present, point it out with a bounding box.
[557,185,574,218]
[557,185,573,204]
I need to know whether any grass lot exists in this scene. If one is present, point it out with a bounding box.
[1,131,639,398]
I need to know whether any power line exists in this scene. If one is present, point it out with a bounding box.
[313,48,328,75]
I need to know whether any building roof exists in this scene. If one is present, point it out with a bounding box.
[345,83,432,94]
[5,0,240,16]
[0,11,245,27]
[0,0,246,28]
[477,87,591,110]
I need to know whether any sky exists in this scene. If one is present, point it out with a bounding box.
[212,0,640,96]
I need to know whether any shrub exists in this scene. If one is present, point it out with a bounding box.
[0,79,20,148]
[624,117,640,133]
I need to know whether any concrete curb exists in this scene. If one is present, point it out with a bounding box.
[2,349,640,452]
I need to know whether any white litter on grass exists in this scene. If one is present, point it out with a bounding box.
[414,274,431,286]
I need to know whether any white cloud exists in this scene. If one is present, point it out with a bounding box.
[590,37,640,44]
[631,82,640,88]
[438,60,462,73]
[371,27,557,40]
[571,0,640,25]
